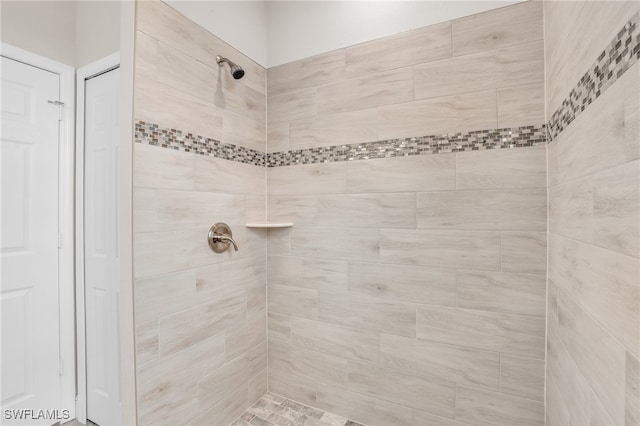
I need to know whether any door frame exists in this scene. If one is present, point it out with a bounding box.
[75,52,121,424]
[0,42,76,419]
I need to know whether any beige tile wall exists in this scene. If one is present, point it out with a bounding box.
[544,2,640,425]
[267,1,544,152]
[266,148,547,426]
[130,1,640,425]
[266,5,546,425]
[133,1,267,424]
[544,1,639,116]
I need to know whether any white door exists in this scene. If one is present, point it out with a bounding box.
[1,57,61,424]
[84,67,121,426]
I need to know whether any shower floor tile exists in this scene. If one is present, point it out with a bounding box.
[233,393,367,426]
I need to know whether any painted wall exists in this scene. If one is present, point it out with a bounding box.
[75,1,121,68]
[132,1,267,424]
[1,1,77,66]
[544,2,640,425]
[265,2,547,425]
[1,0,120,67]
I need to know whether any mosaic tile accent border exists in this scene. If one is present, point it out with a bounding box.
[233,393,367,426]
[135,120,546,168]
[547,11,640,141]
[134,121,266,167]
[267,125,546,167]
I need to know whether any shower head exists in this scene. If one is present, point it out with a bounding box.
[216,55,245,80]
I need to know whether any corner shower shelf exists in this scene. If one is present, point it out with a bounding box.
[245,222,293,228]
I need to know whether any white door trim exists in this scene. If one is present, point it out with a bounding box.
[116,3,138,422]
[0,42,76,420]
[75,52,121,425]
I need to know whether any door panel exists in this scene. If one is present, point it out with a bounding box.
[84,67,121,426]
[1,56,61,425]
[1,141,29,249]
[1,289,33,400]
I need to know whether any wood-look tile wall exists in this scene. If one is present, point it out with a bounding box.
[544,2,640,425]
[266,1,544,152]
[133,1,267,424]
[266,3,546,425]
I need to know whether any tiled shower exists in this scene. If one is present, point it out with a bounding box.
[132,1,639,426]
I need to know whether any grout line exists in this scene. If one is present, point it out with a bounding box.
[277,315,542,360]
[543,35,550,409]
[495,88,499,128]
[547,153,640,190]
[449,21,454,57]
[454,151,458,190]
[550,230,638,261]
[453,269,459,308]
[551,289,623,421]
[411,64,416,102]
[499,232,503,272]
[498,353,503,393]
[414,192,418,229]
[554,272,637,355]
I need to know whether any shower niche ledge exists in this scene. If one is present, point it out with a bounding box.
[245,222,293,228]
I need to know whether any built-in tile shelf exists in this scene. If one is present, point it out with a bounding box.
[245,222,294,228]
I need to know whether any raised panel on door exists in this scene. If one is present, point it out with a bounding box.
[1,56,61,425]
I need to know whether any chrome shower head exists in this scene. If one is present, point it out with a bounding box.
[216,55,245,80]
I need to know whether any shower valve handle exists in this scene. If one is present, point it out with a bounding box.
[212,233,238,251]
[208,223,238,253]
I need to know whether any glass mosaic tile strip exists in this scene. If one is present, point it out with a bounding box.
[134,121,266,167]
[266,125,546,167]
[135,120,546,168]
[547,11,640,141]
